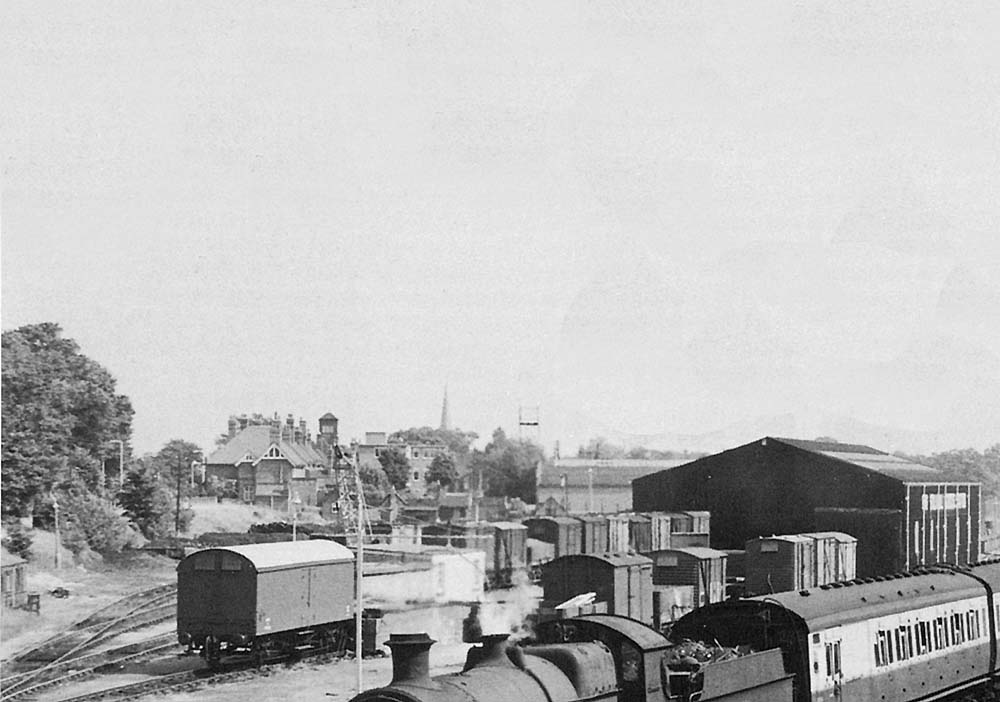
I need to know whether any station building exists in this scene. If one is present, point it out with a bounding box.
[632,437,980,577]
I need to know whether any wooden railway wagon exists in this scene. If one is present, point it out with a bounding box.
[685,510,711,534]
[522,517,583,558]
[490,521,528,586]
[540,553,654,625]
[575,514,609,554]
[745,534,816,595]
[646,512,672,551]
[627,513,653,553]
[665,511,694,533]
[607,513,630,552]
[801,531,857,583]
[648,547,728,608]
[176,540,355,663]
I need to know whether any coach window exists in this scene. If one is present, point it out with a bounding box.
[221,553,243,571]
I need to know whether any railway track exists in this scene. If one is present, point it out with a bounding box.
[1,584,178,701]
[9,584,176,668]
[8,645,369,702]
[0,634,178,702]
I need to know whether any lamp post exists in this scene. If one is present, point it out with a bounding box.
[111,440,125,488]
[291,493,302,541]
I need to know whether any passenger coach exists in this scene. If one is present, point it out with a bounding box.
[672,562,1000,702]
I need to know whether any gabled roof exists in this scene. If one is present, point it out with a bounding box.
[770,437,944,482]
[206,425,327,467]
[540,458,693,488]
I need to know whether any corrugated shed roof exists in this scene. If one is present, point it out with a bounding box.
[771,437,945,482]
[206,540,354,572]
[206,425,327,467]
[540,458,692,488]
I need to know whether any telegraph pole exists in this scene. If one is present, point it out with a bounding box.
[52,495,61,569]
[175,455,182,537]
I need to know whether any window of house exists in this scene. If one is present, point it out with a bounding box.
[413,471,419,480]
[264,446,282,459]
[242,485,254,502]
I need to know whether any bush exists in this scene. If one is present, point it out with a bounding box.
[57,490,134,555]
[1,524,33,561]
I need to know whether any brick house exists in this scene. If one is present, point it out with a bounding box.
[205,414,334,511]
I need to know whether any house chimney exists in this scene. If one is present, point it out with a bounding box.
[386,633,437,688]
[228,416,238,438]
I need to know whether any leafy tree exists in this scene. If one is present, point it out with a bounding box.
[118,463,180,539]
[1,323,133,517]
[898,445,1000,498]
[1,524,33,561]
[425,453,458,490]
[57,489,135,554]
[469,428,544,503]
[576,437,625,459]
[146,440,202,535]
[378,447,411,491]
[390,426,478,458]
[358,462,390,506]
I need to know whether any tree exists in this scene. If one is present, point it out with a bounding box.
[469,428,544,503]
[358,462,390,506]
[378,447,411,491]
[390,426,478,458]
[576,437,625,459]
[147,440,202,535]
[898,445,1000,498]
[1,525,33,561]
[425,453,458,490]
[2,323,133,517]
[118,463,179,539]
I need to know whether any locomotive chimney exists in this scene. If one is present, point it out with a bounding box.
[463,633,512,671]
[386,633,437,688]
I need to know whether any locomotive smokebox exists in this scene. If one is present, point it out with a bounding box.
[385,633,437,688]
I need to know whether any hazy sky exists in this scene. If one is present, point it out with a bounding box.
[3,2,999,455]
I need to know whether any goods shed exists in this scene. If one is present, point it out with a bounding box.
[632,437,980,576]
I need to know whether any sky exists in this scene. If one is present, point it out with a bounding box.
[3,2,999,457]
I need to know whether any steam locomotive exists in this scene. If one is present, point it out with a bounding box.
[350,559,1000,702]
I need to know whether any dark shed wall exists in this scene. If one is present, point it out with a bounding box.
[632,439,905,550]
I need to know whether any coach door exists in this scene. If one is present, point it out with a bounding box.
[820,628,844,701]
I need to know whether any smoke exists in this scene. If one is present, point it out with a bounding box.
[478,570,541,640]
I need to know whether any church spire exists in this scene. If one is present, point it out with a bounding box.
[440,384,450,431]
